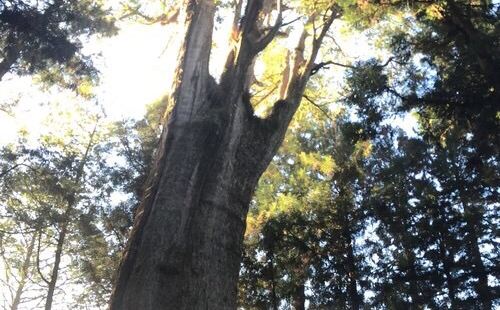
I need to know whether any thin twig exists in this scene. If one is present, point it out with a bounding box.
[302,94,334,122]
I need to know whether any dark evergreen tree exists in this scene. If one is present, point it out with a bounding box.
[0,0,116,85]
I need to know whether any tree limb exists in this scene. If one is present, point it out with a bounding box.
[254,0,283,53]
[310,61,356,75]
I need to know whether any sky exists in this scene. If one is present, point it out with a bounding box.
[92,22,175,119]
[0,11,417,147]
[0,22,174,145]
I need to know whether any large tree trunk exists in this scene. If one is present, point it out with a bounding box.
[109,1,336,309]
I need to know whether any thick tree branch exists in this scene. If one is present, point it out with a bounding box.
[262,7,339,144]
[254,0,283,52]
[222,0,283,93]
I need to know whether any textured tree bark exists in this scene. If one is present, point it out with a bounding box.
[109,1,337,309]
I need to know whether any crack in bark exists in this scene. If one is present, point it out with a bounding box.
[109,1,340,309]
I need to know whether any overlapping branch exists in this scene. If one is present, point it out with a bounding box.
[265,6,340,134]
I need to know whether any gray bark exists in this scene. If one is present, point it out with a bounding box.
[109,1,336,309]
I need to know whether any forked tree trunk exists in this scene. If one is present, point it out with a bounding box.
[109,0,336,309]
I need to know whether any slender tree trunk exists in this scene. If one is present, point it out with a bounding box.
[292,282,305,310]
[394,197,421,308]
[345,237,360,310]
[451,162,492,310]
[405,251,422,308]
[390,221,421,307]
[439,237,457,308]
[44,215,69,310]
[465,217,492,310]
[10,234,36,310]
[0,37,19,81]
[268,249,279,310]
[337,204,361,310]
[109,1,337,309]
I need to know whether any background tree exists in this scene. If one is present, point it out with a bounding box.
[0,0,116,88]
[0,101,121,309]
[239,112,372,309]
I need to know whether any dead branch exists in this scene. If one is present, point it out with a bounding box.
[310,61,356,75]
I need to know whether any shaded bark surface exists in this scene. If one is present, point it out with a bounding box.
[109,1,337,309]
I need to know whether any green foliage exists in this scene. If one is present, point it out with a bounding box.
[0,101,122,308]
[0,0,498,308]
[0,0,117,88]
[238,2,499,304]
[342,0,500,155]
